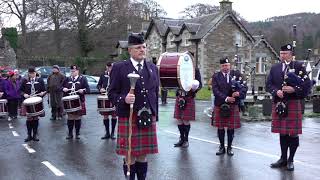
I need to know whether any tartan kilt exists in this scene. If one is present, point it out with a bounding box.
[271,99,302,135]
[100,110,117,119]
[212,105,241,129]
[67,102,86,116]
[174,96,195,121]
[116,113,158,156]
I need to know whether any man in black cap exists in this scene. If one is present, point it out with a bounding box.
[97,62,118,140]
[212,57,247,156]
[266,44,311,171]
[108,33,159,180]
[20,67,46,142]
[62,65,90,139]
[47,65,65,120]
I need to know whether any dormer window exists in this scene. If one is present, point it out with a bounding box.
[235,31,244,47]
[184,32,190,46]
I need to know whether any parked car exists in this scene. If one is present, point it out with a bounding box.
[83,75,100,94]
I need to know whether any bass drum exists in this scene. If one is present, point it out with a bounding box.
[157,52,195,91]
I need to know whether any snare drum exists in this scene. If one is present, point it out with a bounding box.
[157,52,195,91]
[62,95,81,113]
[0,99,8,116]
[23,97,44,117]
[97,95,115,113]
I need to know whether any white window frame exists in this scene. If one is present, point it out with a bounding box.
[255,57,267,74]
[235,31,244,47]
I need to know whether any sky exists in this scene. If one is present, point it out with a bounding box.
[1,0,320,28]
[157,0,320,22]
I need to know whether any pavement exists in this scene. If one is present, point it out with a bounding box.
[0,94,319,180]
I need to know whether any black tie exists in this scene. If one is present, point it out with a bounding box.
[224,73,229,83]
[137,63,142,74]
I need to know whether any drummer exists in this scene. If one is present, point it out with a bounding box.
[173,63,202,148]
[97,62,117,140]
[62,65,90,140]
[20,67,46,142]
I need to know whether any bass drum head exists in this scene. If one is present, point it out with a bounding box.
[178,52,195,92]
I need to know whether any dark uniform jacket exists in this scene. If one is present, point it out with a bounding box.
[20,77,46,98]
[108,60,159,117]
[212,70,247,106]
[62,75,90,102]
[266,61,311,103]
[97,73,109,90]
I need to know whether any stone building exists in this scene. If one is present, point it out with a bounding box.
[117,0,279,93]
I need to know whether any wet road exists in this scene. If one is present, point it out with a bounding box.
[0,95,319,180]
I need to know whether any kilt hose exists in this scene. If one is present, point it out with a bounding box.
[116,113,158,156]
[271,99,302,135]
[174,96,195,121]
[212,104,241,129]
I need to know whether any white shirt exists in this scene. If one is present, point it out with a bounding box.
[130,58,144,71]
[72,75,79,81]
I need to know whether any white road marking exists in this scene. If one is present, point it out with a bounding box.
[8,123,14,129]
[42,161,65,176]
[22,144,36,153]
[164,130,320,170]
[12,131,19,136]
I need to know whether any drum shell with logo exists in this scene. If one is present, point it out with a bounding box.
[62,95,82,113]
[23,97,44,117]
[157,52,195,91]
[97,95,115,113]
[0,99,8,116]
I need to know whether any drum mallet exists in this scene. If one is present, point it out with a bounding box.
[126,72,140,178]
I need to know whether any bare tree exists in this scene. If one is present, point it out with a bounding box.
[0,0,38,54]
[63,0,104,57]
[180,3,219,19]
[34,0,73,54]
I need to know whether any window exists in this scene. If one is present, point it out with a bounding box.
[235,31,244,47]
[255,57,267,74]
[184,32,190,46]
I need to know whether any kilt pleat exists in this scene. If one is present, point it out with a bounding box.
[212,105,241,129]
[174,97,195,121]
[116,113,158,156]
[271,99,302,135]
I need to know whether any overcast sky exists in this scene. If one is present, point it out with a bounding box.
[157,0,320,22]
[1,0,320,28]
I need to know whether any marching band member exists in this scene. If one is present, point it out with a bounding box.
[3,71,21,120]
[62,65,90,140]
[266,44,311,171]
[97,62,118,140]
[173,67,202,148]
[20,67,46,142]
[212,57,247,156]
[108,33,159,180]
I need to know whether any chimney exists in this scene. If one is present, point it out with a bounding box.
[219,0,233,13]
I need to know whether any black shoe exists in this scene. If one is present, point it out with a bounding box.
[101,133,110,140]
[174,138,184,147]
[32,135,39,141]
[24,136,32,142]
[76,135,80,139]
[66,135,73,139]
[287,161,294,171]
[227,147,234,156]
[270,159,287,168]
[181,141,189,148]
[216,146,226,155]
[110,133,116,140]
